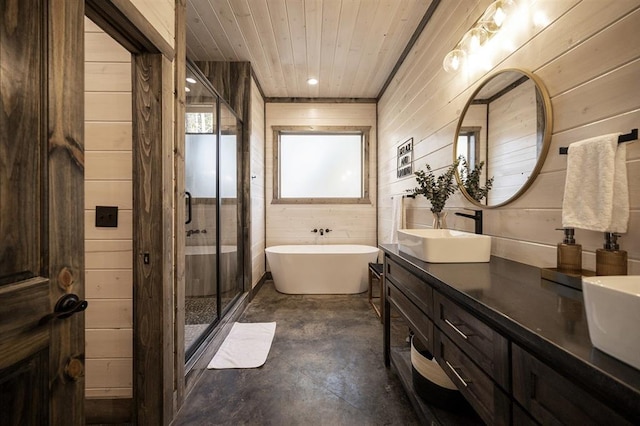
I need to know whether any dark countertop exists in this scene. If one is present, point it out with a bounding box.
[380,244,640,419]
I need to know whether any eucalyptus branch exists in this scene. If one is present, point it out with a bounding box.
[410,158,460,213]
[459,157,494,202]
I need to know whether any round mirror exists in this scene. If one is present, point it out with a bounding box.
[454,68,552,208]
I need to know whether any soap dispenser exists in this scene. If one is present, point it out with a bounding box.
[556,228,582,274]
[596,232,628,276]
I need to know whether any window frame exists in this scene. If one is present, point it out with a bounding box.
[272,126,371,204]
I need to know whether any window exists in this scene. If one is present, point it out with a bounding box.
[273,126,370,204]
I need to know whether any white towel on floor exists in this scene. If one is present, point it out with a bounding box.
[389,195,405,243]
[562,132,629,233]
[208,322,276,369]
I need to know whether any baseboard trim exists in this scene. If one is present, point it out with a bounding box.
[249,272,268,301]
[85,397,132,425]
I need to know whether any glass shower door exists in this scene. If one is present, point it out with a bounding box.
[184,69,218,359]
[219,103,242,314]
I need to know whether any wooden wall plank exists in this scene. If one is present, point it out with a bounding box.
[85,152,132,180]
[85,63,132,91]
[132,52,174,425]
[85,181,132,209]
[85,270,132,299]
[85,359,133,389]
[86,301,133,328]
[85,122,132,150]
[85,240,132,269]
[250,77,266,288]
[85,93,133,121]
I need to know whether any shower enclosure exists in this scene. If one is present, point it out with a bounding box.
[183,63,244,361]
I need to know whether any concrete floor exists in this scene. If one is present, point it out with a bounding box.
[172,281,420,425]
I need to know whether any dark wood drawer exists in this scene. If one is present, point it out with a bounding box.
[387,281,433,354]
[434,291,509,389]
[385,256,433,317]
[436,332,511,426]
[512,344,633,426]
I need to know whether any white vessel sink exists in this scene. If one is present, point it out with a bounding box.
[582,276,640,370]
[397,229,491,263]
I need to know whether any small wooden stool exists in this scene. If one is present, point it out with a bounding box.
[368,262,384,323]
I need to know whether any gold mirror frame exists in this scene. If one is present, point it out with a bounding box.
[453,68,553,208]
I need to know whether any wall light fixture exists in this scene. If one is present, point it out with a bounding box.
[443,0,516,73]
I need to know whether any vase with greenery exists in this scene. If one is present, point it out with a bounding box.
[410,158,460,229]
[459,157,494,203]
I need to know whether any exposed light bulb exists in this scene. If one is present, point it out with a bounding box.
[481,0,514,33]
[461,27,488,53]
[443,49,466,73]
[493,6,506,27]
[533,10,550,28]
[186,77,197,84]
[307,78,318,85]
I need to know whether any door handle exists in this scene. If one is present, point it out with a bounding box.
[39,294,88,325]
[185,191,192,224]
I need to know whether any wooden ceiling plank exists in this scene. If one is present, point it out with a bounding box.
[230,0,274,94]
[191,0,238,60]
[352,0,427,97]
[248,0,288,97]
[318,0,343,98]
[343,0,404,98]
[267,0,298,97]
[304,0,324,98]
[186,0,224,60]
[212,0,254,61]
[285,0,308,97]
[328,0,363,98]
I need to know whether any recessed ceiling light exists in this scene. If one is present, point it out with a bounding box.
[185,87,191,92]
[186,77,197,84]
[307,78,318,85]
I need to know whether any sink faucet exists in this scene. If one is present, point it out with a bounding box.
[455,210,483,235]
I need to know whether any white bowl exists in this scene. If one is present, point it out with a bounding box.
[582,276,640,370]
[397,229,491,263]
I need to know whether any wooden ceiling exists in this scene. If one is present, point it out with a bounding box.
[186,0,437,99]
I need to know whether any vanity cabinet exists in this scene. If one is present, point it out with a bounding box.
[512,344,632,426]
[434,292,510,425]
[381,247,640,425]
[433,292,509,389]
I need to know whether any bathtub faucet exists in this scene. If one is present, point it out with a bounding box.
[311,228,332,236]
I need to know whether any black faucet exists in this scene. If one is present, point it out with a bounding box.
[455,210,483,234]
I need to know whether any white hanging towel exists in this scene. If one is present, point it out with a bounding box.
[389,195,405,243]
[561,132,628,233]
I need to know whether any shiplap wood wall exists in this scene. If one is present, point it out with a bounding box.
[84,18,133,399]
[130,0,175,49]
[265,103,377,248]
[378,0,640,274]
[250,78,266,287]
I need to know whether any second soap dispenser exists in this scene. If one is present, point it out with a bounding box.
[556,228,582,274]
[596,232,628,276]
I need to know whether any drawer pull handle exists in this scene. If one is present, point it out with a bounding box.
[445,361,470,387]
[444,319,469,340]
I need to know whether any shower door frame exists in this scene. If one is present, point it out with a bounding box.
[182,60,246,364]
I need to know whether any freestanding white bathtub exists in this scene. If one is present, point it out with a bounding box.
[265,245,380,294]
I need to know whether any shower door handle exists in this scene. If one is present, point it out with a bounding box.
[185,191,192,224]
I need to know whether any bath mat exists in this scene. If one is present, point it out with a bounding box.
[207,322,276,369]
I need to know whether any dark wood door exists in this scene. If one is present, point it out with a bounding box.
[0,0,85,424]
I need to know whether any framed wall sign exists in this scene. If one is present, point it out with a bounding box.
[397,138,413,178]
